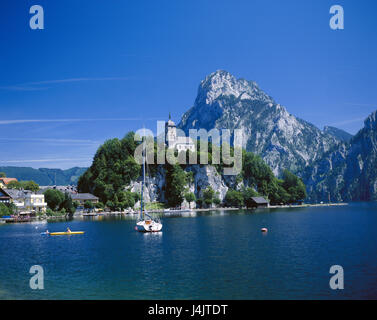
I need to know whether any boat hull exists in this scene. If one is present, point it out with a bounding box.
[49,231,85,236]
[136,220,162,232]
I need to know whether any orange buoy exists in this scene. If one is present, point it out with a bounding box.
[261,228,268,232]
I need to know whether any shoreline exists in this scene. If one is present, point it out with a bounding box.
[0,202,349,224]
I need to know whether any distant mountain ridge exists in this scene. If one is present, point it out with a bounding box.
[304,111,377,202]
[179,70,342,176]
[0,167,87,186]
[323,126,353,143]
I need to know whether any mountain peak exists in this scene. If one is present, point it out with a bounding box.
[197,70,273,105]
[179,71,341,176]
[364,110,377,130]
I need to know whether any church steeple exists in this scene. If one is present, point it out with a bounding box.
[169,112,171,120]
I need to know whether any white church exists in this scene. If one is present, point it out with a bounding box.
[165,114,196,152]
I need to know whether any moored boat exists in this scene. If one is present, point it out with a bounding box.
[135,134,163,233]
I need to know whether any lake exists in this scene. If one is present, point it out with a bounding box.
[0,203,376,299]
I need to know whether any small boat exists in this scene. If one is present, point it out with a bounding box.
[49,231,85,236]
[261,228,268,232]
[136,213,163,232]
[135,135,162,233]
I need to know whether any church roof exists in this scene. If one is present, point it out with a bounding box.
[167,119,176,126]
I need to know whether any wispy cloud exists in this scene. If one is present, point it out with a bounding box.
[0,158,90,164]
[0,138,101,145]
[329,117,366,127]
[0,77,130,91]
[0,118,159,125]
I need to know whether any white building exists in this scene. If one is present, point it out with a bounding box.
[165,115,196,152]
[4,189,47,214]
[24,194,47,213]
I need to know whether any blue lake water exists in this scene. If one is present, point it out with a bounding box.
[1,203,377,300]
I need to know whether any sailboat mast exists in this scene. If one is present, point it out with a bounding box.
[143,137,146,220]
[140,136,145,220]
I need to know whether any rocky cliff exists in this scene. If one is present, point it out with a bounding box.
[304,111,377,202]
[130,164,239,208]
[178,70,341,176]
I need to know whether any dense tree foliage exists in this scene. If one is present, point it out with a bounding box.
[165,164,187,208]
[0,202,14,217]
[77,130,307,209]
[224,189,244,208]
[203,187,215,207]
[43,189,75,214]
[44,189,65,211]
[242,152,306,205]
[84,201,94,211]
[243,187,259,208]
[282,170,307,203]
[184,192,196,208]
[6,180,39,192]
[78,132,140,204]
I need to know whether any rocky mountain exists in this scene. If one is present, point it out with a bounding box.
[179,70,342,176]
[323,126,353,143]
[304,111,377,202]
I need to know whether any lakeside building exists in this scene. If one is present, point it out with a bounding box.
[0,178,18,189]
[250,197,269,208]
[38,185,77,194]
[165,114,196,152]
[0,188,47,214]
[71,193,99,206]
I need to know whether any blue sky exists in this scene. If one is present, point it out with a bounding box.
[1,0,377,169]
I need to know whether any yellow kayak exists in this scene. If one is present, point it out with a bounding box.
[49,231,85,236]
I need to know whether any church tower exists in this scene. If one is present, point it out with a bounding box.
[165,113,177,148]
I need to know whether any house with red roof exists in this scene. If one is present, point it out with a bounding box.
[0,178,18,189]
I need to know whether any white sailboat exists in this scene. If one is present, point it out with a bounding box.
[135,136,163,233]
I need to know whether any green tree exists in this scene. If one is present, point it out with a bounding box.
[106,200,115,211]
[0,203,11,217]
[77,133,141,205]
[6,180,39,192]
[243,187,259,208]
[165,164,187,208]
[224,189,244,208]
[196,198,204,209]
[84,201,94,212]
[203,187,215,207]
[60,192,75,215]
[6,181,22,189]
[282,170,307,203]
[22,180,39,192]
[184,192,196,208]
[95,202,104,210]
[0,172,6,178]
[213,197,221,206]
[73,200,80,210]
[44,189,65,211]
